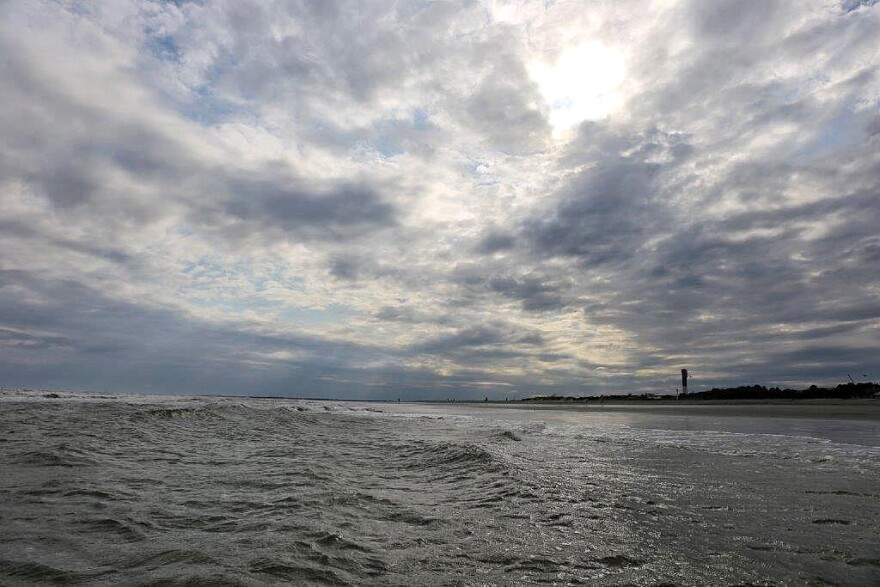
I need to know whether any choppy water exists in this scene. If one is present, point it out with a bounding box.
[1,392,878,585]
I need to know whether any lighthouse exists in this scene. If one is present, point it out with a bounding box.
[681,368,688,395]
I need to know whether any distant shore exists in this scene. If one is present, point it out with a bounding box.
[461,398,880,421]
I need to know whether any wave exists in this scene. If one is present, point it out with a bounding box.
[7,396,875,585]
[130,406,227,422]
[396,441,500,471]
[495,429,522,442]
[121,549,219,570]
[75,517,145,542]
[0,560,104,584]
[249,558,352,585]
[12,448,97,468]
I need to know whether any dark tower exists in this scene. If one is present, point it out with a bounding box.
[681,368,688,395]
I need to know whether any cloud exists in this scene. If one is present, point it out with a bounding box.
[1,0,879,397]
[414,323,545,355]
[220,177,396,240]
[520,126,691,267]
[487,276,568,312]
[0,268,397,396]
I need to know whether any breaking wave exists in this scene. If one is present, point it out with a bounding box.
[1,395,878,585]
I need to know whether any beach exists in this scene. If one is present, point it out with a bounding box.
[465,398,880,420]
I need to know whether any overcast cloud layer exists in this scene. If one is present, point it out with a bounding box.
[1,0,878,398]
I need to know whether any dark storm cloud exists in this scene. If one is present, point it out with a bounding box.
[523,165,656,265]
[476,231,516,254]
[441,262,571,314]
[580,186,880,351]
[0,221,133,265]
[471,126,689,315]
[222,178,395,239]
[487,276,568,312]
[704,340,880,387]
[373,306,417,323]
[372,306,455,328]
[412,323,545,359]
[329,256,362,281]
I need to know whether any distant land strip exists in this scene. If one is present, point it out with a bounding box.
[523,382,880,403]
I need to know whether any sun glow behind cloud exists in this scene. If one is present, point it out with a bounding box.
[1,0,879,398]
[529,42,625,135]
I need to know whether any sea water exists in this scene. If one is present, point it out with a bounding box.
[1,391,878,585]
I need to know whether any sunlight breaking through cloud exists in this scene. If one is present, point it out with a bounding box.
[0,0,878,398]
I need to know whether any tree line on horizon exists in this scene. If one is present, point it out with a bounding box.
[522,381,880,402]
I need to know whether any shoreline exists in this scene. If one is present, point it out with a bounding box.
[455,398,880,421]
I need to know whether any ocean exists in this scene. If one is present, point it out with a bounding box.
[1,391,878,585]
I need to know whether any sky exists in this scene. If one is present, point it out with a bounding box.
[1,0,878,399]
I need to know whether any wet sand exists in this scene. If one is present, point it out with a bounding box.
[462,399,880,421]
